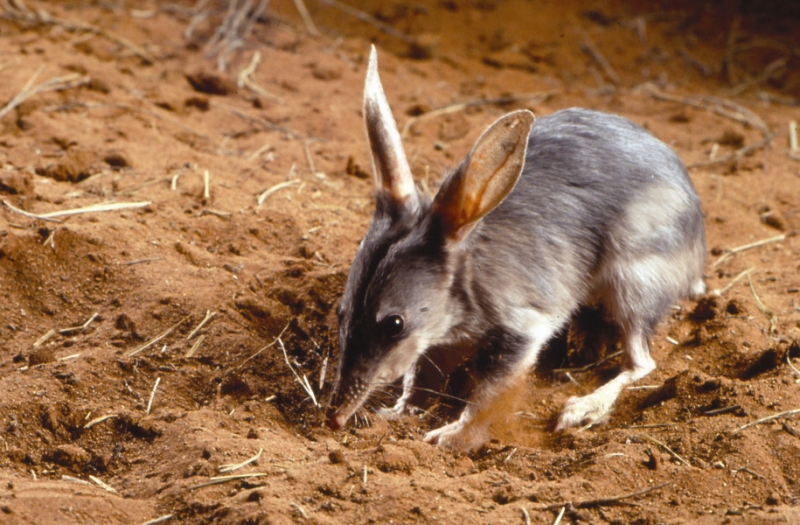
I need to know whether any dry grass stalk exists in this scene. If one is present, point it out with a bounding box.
[185,335,205,358]
[126,258,165,266]
[786,353,800,383]
[239,321,290,367]
[42,228,56,249]
[137,515,173,525]
[204,0,269,71]
[581,35,620,85]
[278,337,319,407]
[84,414,118,429]
[32,328,56,349]
[401,91,556,137]
[730,57,787,95]
[553,350,623,374]
[291,0,319,35]
[0,0,156,63]
[3,199,63,224]
[688,136,772,169]
[258,179,300,206]
[318,0,416,45]
[58,312,99,335]
[534,481,673,510]
[677,49,713,77]
[187,310,216,341]
[128,315,192,357]
[520,506,532,525]
[290,503,309,519]
[304,139,317,174]
[634,434,690,466]
[89,475,117,493]
[57,353,81,361]
[214,100,299,137]
[790,120,799,160]
[203,170,210,200]
[713,268,753,296]
[188,473,267,490]
[712,234,786,268]
[0,65,89,121]
[146,377,161,415]
[237,51,281,102]
[219,448,263,473]
[735,408,800,433]
[552,506,565,525]
[318,355,328,390]
[62,475,91,485]
[362,464,368,485]
[746,273,778,333]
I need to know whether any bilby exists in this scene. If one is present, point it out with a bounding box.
[326,46,706,450]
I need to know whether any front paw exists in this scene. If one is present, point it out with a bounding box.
[556,394,613,431]
[377,401,407,421]
[423,421,487,450]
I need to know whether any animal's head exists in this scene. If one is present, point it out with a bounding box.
[326,46,534,430]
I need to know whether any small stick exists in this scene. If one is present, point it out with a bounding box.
[62,475,91,485]
[704,405,741,416]
[318,0,416,45]
[185,335,205,358]
[520,506,531,525]
[712,234,786,268]
[146,377,161,415]
[581,36,620,85]
[202,170,210,200]
[666,336,679,345]
[42,228,56,248]
[238,321,291,367]
[4,200,151,221]
[504,448,518,464]
[677,49,713,77]
[713,268,753,296]
[257,179,300,206]
[552,506,565,525]
[33,329,56,349]
[57,353,81,361]
[84,414,118,429]
[634,434,690,466]
[292,0,320,36]
[362,464,368,485]
[290,503,309,519]
[0,67,89,121]
[304,139,316,174]
[219,448,264,473]
[747,273,777,333]
[790,120,798,153]
[730,57,787,95]
[3,200,63,224]
[126,258,165,266]
[534,481,672,510]
[786,353,800,382]
[187,310,216,340]
[735,408,800,432]
[89,475,117,493]
[401,92,555,137]
[128,315,191,356]
[137,515,173,525]
[318,355,328,390]
[687,136,772,169]
[188,473,267,490]
[278,337,319,407]
[58,312,99,335]
[237,51,281,102]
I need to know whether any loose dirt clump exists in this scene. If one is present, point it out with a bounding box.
[1,1,800,524]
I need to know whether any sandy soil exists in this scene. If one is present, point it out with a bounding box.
[1,1,799,524]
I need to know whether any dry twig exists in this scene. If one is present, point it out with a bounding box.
[581,35,620,85]
[58,312,99,335]
[128,315,191,357]
[735,408,800,432]
[187,310,216,341]
[84,414,117,429]
[318,0,416,45]
[146,377,161,415]
[278,337,319,407]
[0,66,89,121]
[634,434,690,466]
[219,448,263,473]
[257,179,300,206]
[204,0,269,71]
[712,234,786,268]
[401,92,556,137]
[291,0,319,35]
[713,268,753,297]
[237,51,281,102]
[188,473,266,490]
[137,515,173,525]
[747,273,778,333]
[89,475,117,493]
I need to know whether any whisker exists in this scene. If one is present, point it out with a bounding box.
[409,386,474,405]
[420,352,445,377]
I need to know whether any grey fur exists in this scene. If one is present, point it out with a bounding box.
[328,105,706,447]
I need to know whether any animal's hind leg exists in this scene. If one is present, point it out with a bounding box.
[556,324,655,430]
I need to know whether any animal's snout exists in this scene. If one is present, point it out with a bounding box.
[325,410,347,431]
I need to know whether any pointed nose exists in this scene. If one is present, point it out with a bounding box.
[326,410,347,431]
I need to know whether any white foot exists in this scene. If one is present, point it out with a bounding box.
[377,400,407,421]
[423,419,488,450]
[556,392,615,430]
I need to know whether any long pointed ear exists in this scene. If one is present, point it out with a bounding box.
[432,110,535,242]
[363,45,419,214]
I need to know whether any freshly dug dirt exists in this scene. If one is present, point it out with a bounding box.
[1,1,799,524]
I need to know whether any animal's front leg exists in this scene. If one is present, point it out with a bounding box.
[377,367,416,420]
[424,316,560,450]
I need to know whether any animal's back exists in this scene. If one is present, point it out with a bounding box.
[473,108,705,320]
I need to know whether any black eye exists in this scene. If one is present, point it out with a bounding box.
[381,315,405,339]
